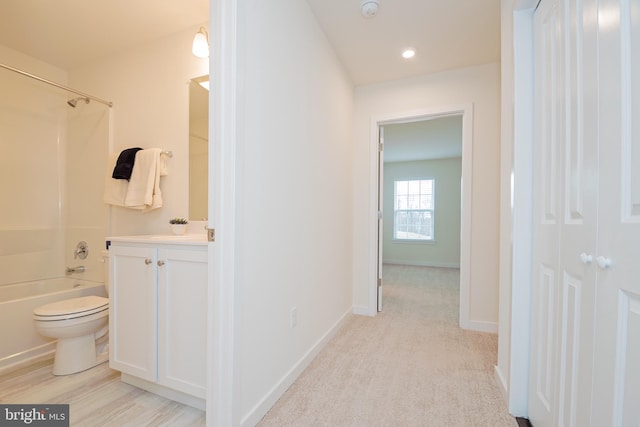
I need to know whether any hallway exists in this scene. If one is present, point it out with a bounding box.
[258,265,516,426]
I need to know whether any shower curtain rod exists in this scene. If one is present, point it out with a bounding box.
[0,62,113,108]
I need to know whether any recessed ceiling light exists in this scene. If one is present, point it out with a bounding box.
[402,48,416,59]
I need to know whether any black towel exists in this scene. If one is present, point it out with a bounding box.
[112,147,143,180]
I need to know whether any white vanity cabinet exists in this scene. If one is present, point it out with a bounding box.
[108,236,207,409]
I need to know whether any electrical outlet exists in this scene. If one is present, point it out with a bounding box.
[290,307,297,328]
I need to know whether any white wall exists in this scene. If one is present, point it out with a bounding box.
[496,0,536,416]
[497,0,516,405]
[383,158,462,267]
[352,63,501,326]
[1,26,208,286]
[69,25,209,237]
[64,101,111,281]
[233,0,354,424]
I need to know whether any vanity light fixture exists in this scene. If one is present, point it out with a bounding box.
[192,27,210,58]
[402,48,416,59]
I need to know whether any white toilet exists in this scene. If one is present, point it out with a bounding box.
[33,252,110,375]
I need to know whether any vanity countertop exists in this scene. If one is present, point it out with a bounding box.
[107,234,208,246]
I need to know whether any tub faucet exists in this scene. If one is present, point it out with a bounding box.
[74,241,88,259]
[66,266,85,275]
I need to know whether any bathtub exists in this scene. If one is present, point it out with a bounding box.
[0,277,107,373]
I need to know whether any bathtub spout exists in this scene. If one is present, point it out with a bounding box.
[66,266,85,274]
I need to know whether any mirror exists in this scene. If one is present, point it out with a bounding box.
[189,75,209,220]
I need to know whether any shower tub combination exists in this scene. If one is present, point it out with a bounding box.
[0,277,107,374]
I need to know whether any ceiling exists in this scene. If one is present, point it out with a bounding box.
[305,0,501,85]
[0,0,210,70]
[0,1,497,163]
[0,0,501,86]
[383,115,463,163]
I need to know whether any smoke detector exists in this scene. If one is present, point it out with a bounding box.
[360,0,379,18]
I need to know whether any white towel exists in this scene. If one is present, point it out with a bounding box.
[159,152,169,177]
[103,153,128,206]
[124,148,164,211]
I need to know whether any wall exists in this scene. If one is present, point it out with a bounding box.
[496,0,536,416]
[1,26,207,286]
[497,0,516,406]
[352,63,501,326]
[0,46,67,285]
[69,25,209,237]
[233,0,354,424]
[64,102,111,281]
[383,158,462,267]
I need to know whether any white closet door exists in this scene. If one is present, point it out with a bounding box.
[590,0,640,425]
[530,0,564,425]
[530,0,600,425]
[556,0,599,426]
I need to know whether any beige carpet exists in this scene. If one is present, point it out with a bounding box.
[257,265,517,427]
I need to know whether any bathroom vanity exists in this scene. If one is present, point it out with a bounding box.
[107,234,207,410]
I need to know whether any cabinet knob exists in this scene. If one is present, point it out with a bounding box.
[579,253,593,265]
[145,258,152,265]
[157,260,165,266]
[596,256,612,269]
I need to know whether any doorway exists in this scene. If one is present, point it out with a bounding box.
[379,116,463,312]
[369,105,473,329]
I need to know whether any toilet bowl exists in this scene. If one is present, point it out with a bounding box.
[34,296,109,375]
[33,250,110,375]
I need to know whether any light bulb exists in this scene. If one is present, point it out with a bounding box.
[192,29,209,58]
[402,48,416,59]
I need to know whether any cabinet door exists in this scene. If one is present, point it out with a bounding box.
[109,245,157,381]
[157,247,207,398]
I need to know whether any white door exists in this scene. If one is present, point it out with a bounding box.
[530,0,600,424]
[555,0,600,426]
[377,126,384,312]
[590,0,640,424]
[529,0,640,425]
[529,0,564,424]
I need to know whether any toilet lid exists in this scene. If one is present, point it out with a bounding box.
[34,296,108,320]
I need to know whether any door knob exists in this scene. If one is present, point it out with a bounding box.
[145,258,152,265]
[157,260,165,266]
[579,253,593,264]
[596,256,612,269]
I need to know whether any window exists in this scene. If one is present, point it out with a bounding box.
[393,179,434,241]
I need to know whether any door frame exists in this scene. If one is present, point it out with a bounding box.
[499,0,538,417]
[368,104,474,331]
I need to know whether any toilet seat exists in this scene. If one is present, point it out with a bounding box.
[34,296,109,321]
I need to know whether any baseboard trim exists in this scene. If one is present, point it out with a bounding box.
[460,318,498,334]
[352,305,372,316]
[240,307,353,427]
[0,343,56,376]
[121,374,205,410]
[494,365,509,404]
[383,260,460,269]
